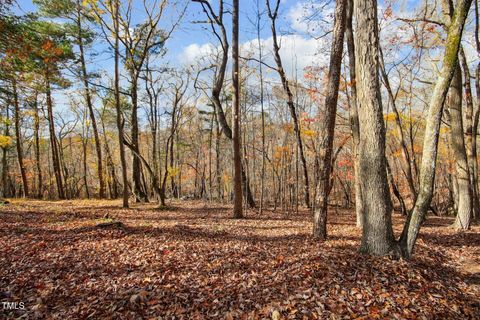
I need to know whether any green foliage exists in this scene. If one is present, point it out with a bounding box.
[0,14,74,88]
[34,0,96,45]
[33,0,76,18]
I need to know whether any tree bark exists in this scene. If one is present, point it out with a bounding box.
[114,0,129,208]
[473,0,480,220]
[232,0,243,219]
[459,48,479,219]
[256,0,266,213]
[312,0,347,240]
[12,78,29,197]
[345,0,363,228]
[354,0,395,255]
[82,129,90,199]
[448,64,472,229]
[45,68,65,200]
[33,92,43,198]
[399,0,472,257]
[473,62,480,220]
[130,74,148,202]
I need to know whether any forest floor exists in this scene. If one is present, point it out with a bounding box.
[0,199,479,319]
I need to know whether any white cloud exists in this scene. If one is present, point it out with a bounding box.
[242,34,328,78]
[180,43,217,65]
[287,2,334,36]
[179,34,329,81]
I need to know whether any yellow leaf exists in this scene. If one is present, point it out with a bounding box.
[0,135,12,148]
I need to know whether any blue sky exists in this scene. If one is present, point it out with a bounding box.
[14,0,305,67]
[12,0,324,120]
[12,0,478,120]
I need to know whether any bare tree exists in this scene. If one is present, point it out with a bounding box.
[266,0,311,208]
[192,0,256,208]
[312,0,347,240]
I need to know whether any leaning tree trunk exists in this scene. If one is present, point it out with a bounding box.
[399,0,472,258]
[313,0,347,240]
[354,0,395,255]
[448,64,472,229]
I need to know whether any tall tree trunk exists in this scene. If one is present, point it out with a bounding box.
[45,69,65,200]
[76,0,105,199]
[473,0,480,220]
[473,62,480,220]
[267,0,310,208]
[354,0,395,255]
[399,0,472,257]
[460,48,480,219]
[232,0,243,219]
[345,0,363,228]
[145,65,160,185]
[33,92,43,198]
[12,78,28,197]
[114,0,129,208]
[448,64,472,229]
[312,0,347,240]
[192,0,256,208]
[130,74,148,202]
[259,36,266,213]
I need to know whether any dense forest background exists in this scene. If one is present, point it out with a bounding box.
[0,0,479,256]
